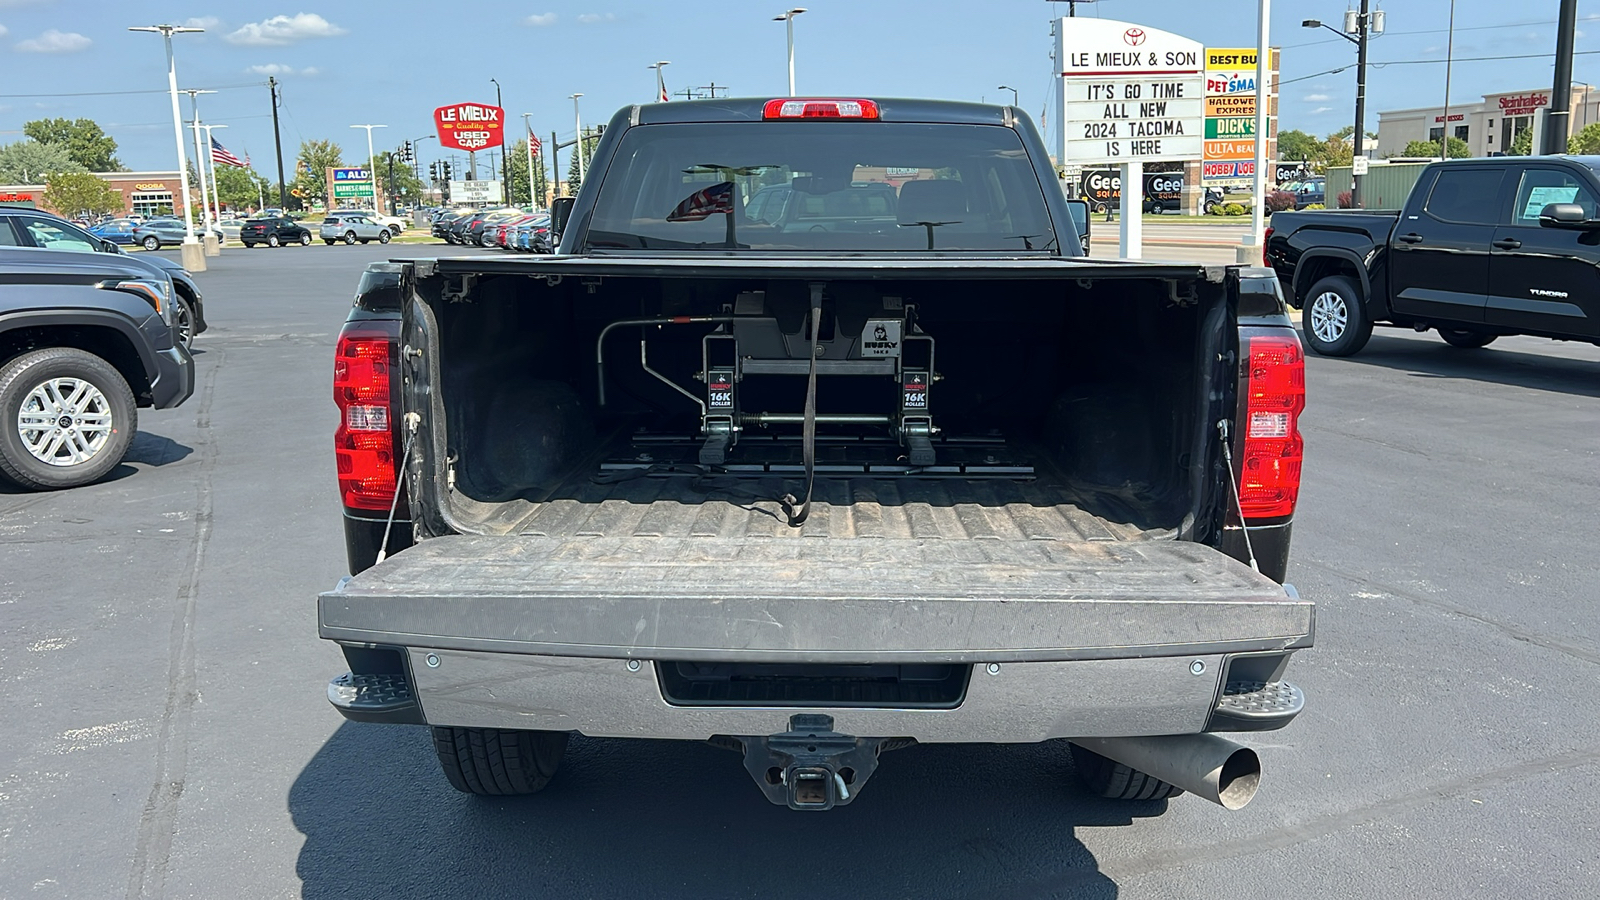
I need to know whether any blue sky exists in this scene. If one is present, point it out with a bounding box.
[1,0,1596,173]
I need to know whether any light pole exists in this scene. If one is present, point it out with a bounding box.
[1440,0,1455,160]
[350,124,387,213]
[490,78,508,204]
[410,134,435,182]
[774,8,806,97]
[181,88,218,256]
[129,23,205,272]
[201,123,228,228]
[1303,4,1380,208]
[521,113,539,207]
[570,93,585,184]
[649,61,671,102]
[997,85,1018,107]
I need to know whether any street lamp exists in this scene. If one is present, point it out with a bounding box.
[997,85,1018,107]
[129,23,205,271]
[350,124,387,213]
[570,93,585,183]
[774,8,806,97]
[649,61,672,102]
[180,88,218,256]
[410,134,435,181]
[1303,3,1381,208]
[490,78,508,204]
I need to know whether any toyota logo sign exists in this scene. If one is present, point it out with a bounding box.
[1123,28,1147,46]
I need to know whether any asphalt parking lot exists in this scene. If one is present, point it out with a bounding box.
[3,242,1598,899]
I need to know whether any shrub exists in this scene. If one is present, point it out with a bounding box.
[1207,203,1227,216]
[1223,203,1247,216]
[1266,190,1296,213]
[1337,190,1353,209]
[1302,203,1325,210]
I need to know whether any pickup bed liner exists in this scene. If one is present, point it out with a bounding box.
[320,534,1312,663]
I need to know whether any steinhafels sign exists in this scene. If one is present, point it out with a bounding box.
[1497,93,1549,115]
[434,103,505,151]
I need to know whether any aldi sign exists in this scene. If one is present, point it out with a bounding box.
[332,167,370,182]
[434,103,505,151]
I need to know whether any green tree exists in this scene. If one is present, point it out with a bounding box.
[1321,134,1353,169]
[504,139,550,207]
[41,171,122,217]
[563,128,601,196]
[22,117,122,171]
[1570,122,1600,154]
[0,140,84,183]
[292,139,345,206]
[1509,127,1533,156]
[1398,137,1469,159]
[212,165,271,213]
[1277,129,1321,165]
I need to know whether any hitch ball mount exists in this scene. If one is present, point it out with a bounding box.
[732,714,890,810]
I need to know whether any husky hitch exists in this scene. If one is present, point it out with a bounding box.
[729,715,890,810]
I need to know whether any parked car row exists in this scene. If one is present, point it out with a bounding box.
[431,207,553,252]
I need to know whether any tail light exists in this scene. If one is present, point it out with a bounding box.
[1237,331,1305,519]
[334,322,401,510]
[763,98,880,119]
[1262,226,1273,266]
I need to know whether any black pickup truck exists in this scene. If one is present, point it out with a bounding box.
[319,97,1313,812]
[1267,156,1600,356]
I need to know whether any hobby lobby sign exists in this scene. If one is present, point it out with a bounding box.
[434,103,505,151]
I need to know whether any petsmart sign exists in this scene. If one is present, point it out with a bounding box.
[434,103,505,152]
[1057,18,1205,164]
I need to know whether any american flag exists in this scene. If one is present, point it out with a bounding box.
[211,137,245,168]
[528,132,541,154]
[666,181,735,221]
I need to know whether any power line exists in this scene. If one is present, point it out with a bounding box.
[0,82,266,99]
[1285,49,1600,86]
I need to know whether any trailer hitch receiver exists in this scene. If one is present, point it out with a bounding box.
[736,715,887,810]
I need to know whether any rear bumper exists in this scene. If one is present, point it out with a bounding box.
[319,535,1312,740]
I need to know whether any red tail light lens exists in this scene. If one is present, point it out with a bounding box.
[334,324,400,510]
[763,98,880,119]
[1238,332,1305,519]
[1262,226,1273,266]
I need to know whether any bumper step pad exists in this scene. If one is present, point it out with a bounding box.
[1210,680,1304,731]
[327,672,424,724]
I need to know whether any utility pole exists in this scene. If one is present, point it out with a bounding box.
[703,82,728,98]
[1352,0,1371,208]
[1548,0,1578,154]
[268,77,287,210]
[552,131,561,198]
[675,87,701,101]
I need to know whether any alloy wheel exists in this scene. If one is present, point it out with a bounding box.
[1309,291,1349,343]
[16,377,114,467]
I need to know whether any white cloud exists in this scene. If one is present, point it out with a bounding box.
[1311,106,1335,115]
[15,29,90,53]
[225,13,345,46]
[0,25,8,39]
[577,12,616,23]
[183,17,221,30]
[1303,93,1331,102]
[524,13,556,26]
[246,63,319,76]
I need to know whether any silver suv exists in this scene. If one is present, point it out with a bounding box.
[319,213,392,246]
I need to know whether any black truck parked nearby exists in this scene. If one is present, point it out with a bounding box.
[319,98,1313,812]
[1267,156,1600,356]
[0,247,193,489]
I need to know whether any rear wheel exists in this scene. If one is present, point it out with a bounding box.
[142,235,161,251]
[378,229,391,244]
[299,232,312,246]
[1439,328,1497,349]
[1302,274,1373,357]
[344,231,357,245]
[243,242,255,248]
[432,727,568,795]
[0,348,136,491]
[324,239,335,246]
[173,296,195,350]
[1069,743,1183,801]
[268,234,281,248]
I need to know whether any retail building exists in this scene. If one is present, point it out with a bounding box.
[1376,86,1600,157]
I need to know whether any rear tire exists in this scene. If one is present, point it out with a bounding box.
[324,239,335,245]
[1438,328,1497,349]
[1302,274,1373,357]
[1069,742,1184,801]
[268,234,281,248]
[173,296,195,350]
[432,727,568,796]
[0,348,137,491]
[142,235,161,251]
[378,229,391,244]
[243,242,255,248]
[299,232,312,246]
[344,231,357,245]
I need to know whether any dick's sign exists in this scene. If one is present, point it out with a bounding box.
[434,103,505,151]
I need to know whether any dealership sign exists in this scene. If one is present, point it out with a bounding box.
[449,179,502,203]
[435,103,505,151]
[1056,18,1205,164]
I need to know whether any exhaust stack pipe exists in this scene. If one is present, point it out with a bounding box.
[1074,734,1262,810]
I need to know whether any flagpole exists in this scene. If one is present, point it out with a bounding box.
[204,124,228,225]
[522,113,538,208]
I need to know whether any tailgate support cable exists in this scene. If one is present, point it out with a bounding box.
[781,284,825,527]
[375,412,422,566]
[1216,419,1259,573]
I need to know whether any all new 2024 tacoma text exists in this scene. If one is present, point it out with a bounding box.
[319,98,1312,811]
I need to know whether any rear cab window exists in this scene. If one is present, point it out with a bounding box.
[1421,168,1506,226]
[585,121,1058,252]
